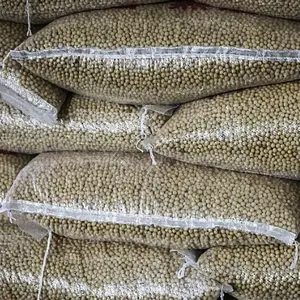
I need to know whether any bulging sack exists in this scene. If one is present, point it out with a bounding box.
[0,20,66,125]
[11,3,300,105]
[198,244,300,299]
[3,152,300,249]
[194,0,300,20]
[0,223,222,300]
[0,0,167,24]
[151,81,300,179]
[0,95,170,153]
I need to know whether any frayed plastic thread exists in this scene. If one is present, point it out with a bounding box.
[7,211,16,223]
[220,283,233,299]
[140,139,157,165]
[148,145,157,166]
[171,250,199,279]
[290,241,299,270]
[26,0,32,36]
[177,261,191,279]
[135,140,144,152]
[1,52,10,69]
[139,106,148,139]
[37,231,52,300]
[220,284,225,300]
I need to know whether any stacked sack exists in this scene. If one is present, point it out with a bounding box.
[0,1,300,299]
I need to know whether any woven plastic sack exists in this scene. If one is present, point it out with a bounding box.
[11,3,300,106]
[0,152,31,222]
[151,81,300,179]
[0,95,170,154]
[3,151,300,249]
[0,20,66,125]
[198,244,300,299]
[0,222,225,299]
[0,0,167,24]
[194,0,300,20]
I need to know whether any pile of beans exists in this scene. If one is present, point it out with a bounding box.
[0,0,167,24]
[153,81,300,179]
[0,222,222,299]
[12,3,300,105]
[0,20,66,124]
[198,244,300,299]
[5,151,300,249]
[194,0,300,20]
[0,95,168,153]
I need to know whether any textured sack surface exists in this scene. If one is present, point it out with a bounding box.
[0,152,31,202]
[0,95,168,153]
[0,20,66,124]
[0,0,167,24]
[152,82,300,179]
[0,152,31,222]
[4,151,300,248]
[198,244,300,300]
[0,223,222,299]
[194,0,300,20]
[12,3,300,105]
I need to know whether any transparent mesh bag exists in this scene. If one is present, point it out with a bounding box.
[0,222,225,299]
[0,95,170,153]
[198,243,300,299]
[151,81,300,179]
[10,3,300,105]
[194,0,300,20]
[3,151,300,249]
[0,20,66,124]
[0,0,168,24]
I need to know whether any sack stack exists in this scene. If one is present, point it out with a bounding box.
[0,1,299,299]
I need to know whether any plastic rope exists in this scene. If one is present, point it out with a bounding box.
[7,211,16,223]
[177,261,190,279]
[171,249,199,279]
[290,241,299,270]
[139,106,148,139]
[148,145,157,166]
[1,52,11,69]
[37,231,52,300]
[220,284,225,300]
[26,0,32,37]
